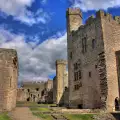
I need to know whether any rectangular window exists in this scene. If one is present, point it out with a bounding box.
[89,72,91,77]
[79,70,81,79]
[74,84,81,91]
[70,52,72,59]
[82,37,87,53]
[92,39,96,49]
[74,72,76,81]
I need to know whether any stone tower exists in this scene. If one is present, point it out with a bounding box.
[56,60,67,105]
[66,8,120,112]
[0,48,18,111]
[66,8,82,106]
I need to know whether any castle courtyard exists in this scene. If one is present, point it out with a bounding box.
[1,4,120,120]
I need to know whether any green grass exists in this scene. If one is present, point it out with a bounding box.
[30,107,51,112]
[32,112,53,120]
[0,113,12,120]
[64,114,94,120]
[16,101,56,107]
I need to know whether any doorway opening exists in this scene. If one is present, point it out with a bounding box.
[27,97,30,101]
[78,104,83,109]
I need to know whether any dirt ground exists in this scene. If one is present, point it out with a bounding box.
[9,107,40,120]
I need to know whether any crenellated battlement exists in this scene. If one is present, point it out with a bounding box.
[56,59,67,65]
[70,9,120,37]
[85,10,120,25]
[96,10,120,24]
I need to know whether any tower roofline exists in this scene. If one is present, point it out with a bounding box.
[56,59,67,65]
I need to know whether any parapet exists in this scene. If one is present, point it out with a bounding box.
[56,59,67,65]
[66,8,82,17]
[96,10,120,24]
[85,10,120,25]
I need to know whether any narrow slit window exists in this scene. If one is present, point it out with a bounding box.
[89,72,92,78]
[92,39,96,49]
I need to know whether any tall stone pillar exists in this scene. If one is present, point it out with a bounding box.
[56,60,67,105]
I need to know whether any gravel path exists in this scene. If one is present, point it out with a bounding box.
[9,107,40,120]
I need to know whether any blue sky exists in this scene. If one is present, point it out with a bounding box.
[0,0,120,83]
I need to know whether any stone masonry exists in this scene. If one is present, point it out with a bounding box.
[17,88,25,102]
[53,60,68,105]
[18,79,53,103]
[0,48,18,111]
[21,81,45,102]
[66,8,120,112]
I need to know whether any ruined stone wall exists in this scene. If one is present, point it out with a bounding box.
[45,79,53,91]
[44,79,53,103]
[22,82,45,102]
[100,12,120,111]
[67,9,105,109]
[0,48,18,111]
[17,88,25,102]
[67,8,120,111]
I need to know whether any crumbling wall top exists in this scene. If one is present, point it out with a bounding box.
[56,60,67,65]
[0,48,17,60]
[70,9,120,37]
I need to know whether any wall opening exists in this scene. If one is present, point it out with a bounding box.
[78,104,83,109]
[27,97,30,101]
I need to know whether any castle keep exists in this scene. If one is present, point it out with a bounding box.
[66,8,120,111]
[0,49,18,111]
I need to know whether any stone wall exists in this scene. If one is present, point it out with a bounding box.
[19,80,53,103]
[55,60,68,105]
[21,81,45,102]
[67,8,120,111]
[0,48,18,111]
[67,8,104,109]
[17,88,25,101]
[100,11,120,111]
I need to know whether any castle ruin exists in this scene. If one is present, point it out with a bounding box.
[17,79,53,103]
[66,8,120,112]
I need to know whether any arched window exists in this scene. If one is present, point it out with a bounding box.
[92,39,96,49]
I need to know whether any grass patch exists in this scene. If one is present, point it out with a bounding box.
[0,113,12,120]
[32,112,53,120]
[64,114,94,120]
[30,107,51,112]
[16,101,56,107]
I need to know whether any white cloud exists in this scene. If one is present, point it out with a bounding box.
[0,0,50,25]
[0,27,67,82]
[71,0,120,11]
